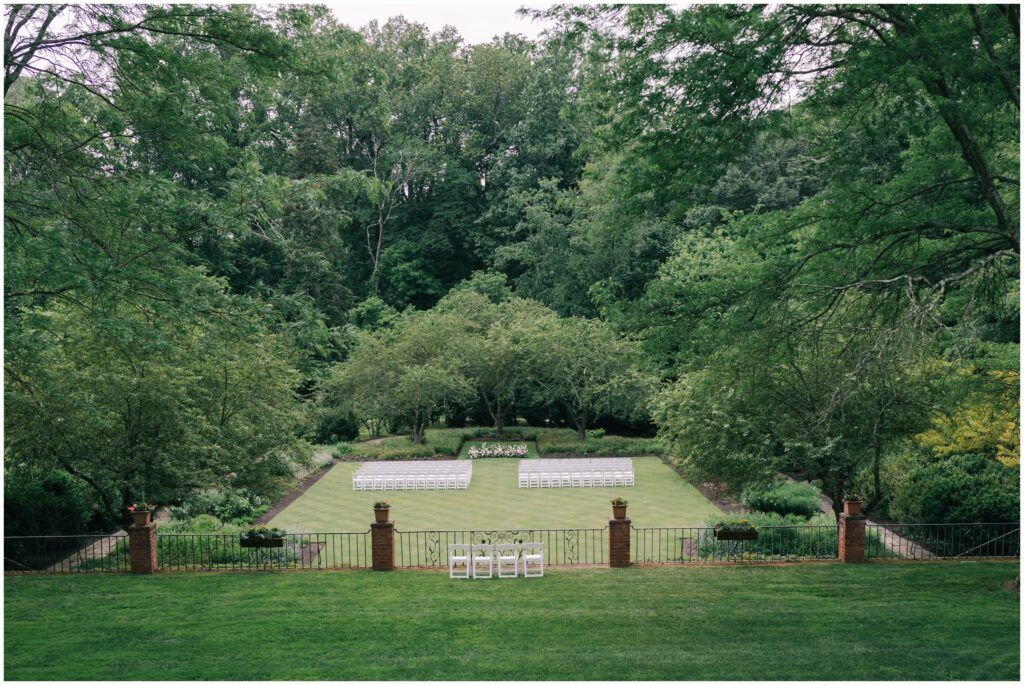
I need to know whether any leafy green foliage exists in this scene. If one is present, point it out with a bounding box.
[741,482,824,520]
[889,454,1020,524]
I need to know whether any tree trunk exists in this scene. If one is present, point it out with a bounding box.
[575,409,587,440]
[495,408,504,438]
[412,421,425,445]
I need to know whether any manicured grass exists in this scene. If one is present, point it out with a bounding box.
[268,456,719,531]
[5,563,1018,680]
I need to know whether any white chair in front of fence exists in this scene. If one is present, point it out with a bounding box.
[496,543,518,578]
[449,544,471,579]
[471,544,494,579]
[522,542,544,578]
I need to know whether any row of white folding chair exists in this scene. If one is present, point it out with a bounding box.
[356,465,471,474]
[449,543,544,579]
[356,462,471,473]
[353,473,469,490]
[517,471,634,488]
[521,460,632,471]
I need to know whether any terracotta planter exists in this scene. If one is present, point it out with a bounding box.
[612,504,628,520]
[844,500,863,516]
[131,510,152,527]
[714,529,758,541]
[240,537,285,548]
[374,508,390,523]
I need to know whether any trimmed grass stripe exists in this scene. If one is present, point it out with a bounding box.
[4,563,1019,680]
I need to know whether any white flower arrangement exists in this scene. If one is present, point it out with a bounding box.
[467,442,529,459]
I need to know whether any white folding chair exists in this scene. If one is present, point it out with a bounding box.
[603,472,615,487]
[625,471,635,486]
[528,472,540,488]
[447,473,458,490]
[471,544,494,579]
[352,475,362,491]
[561,472,572,487]
[449,544,471,579]
[522,542,544,578]
[496,543,518,578]
[613,472,625,486]
[384,475,396,490]
[373,475,385,491]
[458,473,469,489]
[539,472,551,488]
[519,472,529,488]
[571,472,583,487]
[426,474,438,490]
[415,474,427,490]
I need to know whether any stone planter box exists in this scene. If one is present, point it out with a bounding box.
[714,529,758,541]
[240,537,286,548]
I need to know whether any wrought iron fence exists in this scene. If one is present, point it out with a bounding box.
[632,526,842,563]
[394,528,608,567]
[4,534,130,574]
[155,532,371,571]
[865,522,1020,560]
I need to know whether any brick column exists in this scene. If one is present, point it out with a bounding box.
[371,522,395,571]
[608,517,631,567]
[128,515,158,574]
[839,500,866,563]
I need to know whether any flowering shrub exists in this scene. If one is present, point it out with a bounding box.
[242,526,287,539]
[467,442,528,459]
[128,502,156,513]
[713,518,758,533]
[373,500,391,510]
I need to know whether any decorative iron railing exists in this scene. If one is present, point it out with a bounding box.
[394,528,608,567]
[7,521,1018,574]
[631,525,843,563]
[864,522,1020,560]
[4,534,130,574]
[155,532,371,571]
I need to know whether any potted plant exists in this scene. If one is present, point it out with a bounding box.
[373,500,391,523]
[610,497,629,520]
[240,526,287,548]
[127,502,156,527]
[714,519,759,541]
[843,493,863,516]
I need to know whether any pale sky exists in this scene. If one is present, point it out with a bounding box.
[325,2,555,43]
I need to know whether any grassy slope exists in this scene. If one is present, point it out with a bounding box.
[268,456,719,531]
[5,564,1019,680]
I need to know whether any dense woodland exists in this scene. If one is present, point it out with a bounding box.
[4,4,1019,533]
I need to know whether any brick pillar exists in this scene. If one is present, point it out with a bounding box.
[371,522,395,571]
[608,517,631,567]
[128,515,158,574]
[839,500,866,563]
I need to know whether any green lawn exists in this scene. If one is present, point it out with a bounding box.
[269,456,718,531]
[5,564,1018,680]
